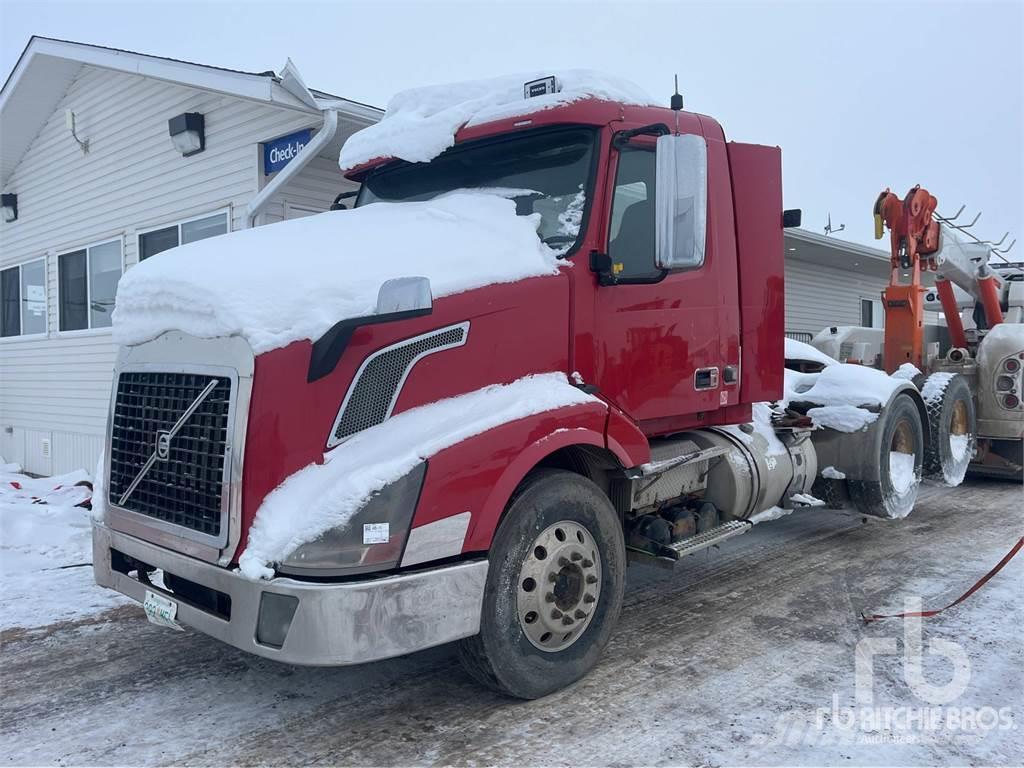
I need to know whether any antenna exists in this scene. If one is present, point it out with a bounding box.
[824,213,845,236]
[670,74,683,111]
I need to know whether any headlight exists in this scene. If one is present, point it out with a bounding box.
[278,462,426,577]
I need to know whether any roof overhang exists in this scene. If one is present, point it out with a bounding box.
[784,227,894,280]
[0,37,381,187]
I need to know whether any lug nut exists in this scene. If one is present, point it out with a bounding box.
[551,609,563,619]
[583,594,596,604]
[561,615,575,625]
[545,592,556,603]
[570,552,582,562]
[548,573,558,583]
[586,574,598,584]
[558,556,570,567]
[582,558,593,568]
[574,609,587,619]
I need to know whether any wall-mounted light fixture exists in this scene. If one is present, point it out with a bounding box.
[168,112,205,157]
[1,193,17,223]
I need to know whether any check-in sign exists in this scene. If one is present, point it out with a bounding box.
[263,129,312,175]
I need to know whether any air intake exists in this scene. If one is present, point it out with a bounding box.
[329,322,469,446]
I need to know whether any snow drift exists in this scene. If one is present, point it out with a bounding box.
[239,373,600,580]
[339,70,655,171]
[112,192,562,354]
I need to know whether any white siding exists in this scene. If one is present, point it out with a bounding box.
[0,64,324,475]
[784,259,888,336]
[261,153,358,224]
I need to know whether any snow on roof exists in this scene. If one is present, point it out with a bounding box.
[339,69,655,171]
[112,192,563,354]
[238,372,601,579]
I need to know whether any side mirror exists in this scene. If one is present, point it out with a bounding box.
[655,134,708,270]
[376,276,432,315]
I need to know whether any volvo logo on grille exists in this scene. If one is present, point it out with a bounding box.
[156,430,172,460]
[117,377,221,508]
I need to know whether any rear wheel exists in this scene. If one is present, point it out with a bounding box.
[848,394,924,519]
[458,469,626,699]
[921,373,976,485]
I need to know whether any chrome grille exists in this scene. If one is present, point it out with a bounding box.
[332,324,467,443]
[108,372,232,538]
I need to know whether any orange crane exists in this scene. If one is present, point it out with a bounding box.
[872,185,1005,372]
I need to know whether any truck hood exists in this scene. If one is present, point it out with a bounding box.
[112,191,562,354]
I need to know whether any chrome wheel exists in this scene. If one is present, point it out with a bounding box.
[516,520,602,652]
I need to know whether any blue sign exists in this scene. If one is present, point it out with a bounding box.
[263,129,312,175]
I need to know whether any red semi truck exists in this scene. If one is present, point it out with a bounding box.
[92,75,978,699]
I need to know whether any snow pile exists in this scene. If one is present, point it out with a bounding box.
[821,466,846,480]
[891,362,922,381]
[0,466,127,630]
[239,373,601,579]
[113,192,563,354]
[920,372,955,404]
[783,338,837,368]
[339,70,654,171]
[806,404,879,432]
[1,468,92,508]
[749,506,792,525]
[783,363,902,409]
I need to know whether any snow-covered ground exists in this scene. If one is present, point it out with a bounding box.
[2,479,1019,766]
[0,464,127,631]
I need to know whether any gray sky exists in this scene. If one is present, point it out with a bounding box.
[2,0,1021,250]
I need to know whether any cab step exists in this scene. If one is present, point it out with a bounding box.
[627,520,751,568]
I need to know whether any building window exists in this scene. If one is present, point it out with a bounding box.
[139,210,228,260]
[0,258,47,337]
[59,240,122,331]
[861,298,884,329]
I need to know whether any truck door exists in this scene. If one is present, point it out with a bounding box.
[590,125,741,433]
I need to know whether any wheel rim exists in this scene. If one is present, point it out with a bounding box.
[950,399,969,436]
[516,521,602,653]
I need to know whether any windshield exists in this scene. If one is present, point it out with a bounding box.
[357,128,596,254]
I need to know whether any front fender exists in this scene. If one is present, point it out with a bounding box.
[409,401,624,555]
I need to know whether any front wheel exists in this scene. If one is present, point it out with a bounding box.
[458,469,626,699]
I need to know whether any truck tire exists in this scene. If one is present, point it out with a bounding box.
[847,394,924,519]
[921,373,976,486]
[457,469,626,699]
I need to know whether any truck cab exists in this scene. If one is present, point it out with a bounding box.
[93,75,928,699]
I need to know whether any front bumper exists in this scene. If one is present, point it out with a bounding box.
[92,522,488,665]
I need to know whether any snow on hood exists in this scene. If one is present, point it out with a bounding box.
[238,373,600,580]
[113,192,562,354]
[339,69,655,171]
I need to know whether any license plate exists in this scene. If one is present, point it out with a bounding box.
[143,589,184,631]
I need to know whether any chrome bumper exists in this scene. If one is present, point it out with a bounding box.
[92,522,488,665]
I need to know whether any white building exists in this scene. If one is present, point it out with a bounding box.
[0,38,910,476]
[0,38,380,475]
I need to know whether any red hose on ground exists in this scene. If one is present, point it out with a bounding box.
[861,536,1023,623]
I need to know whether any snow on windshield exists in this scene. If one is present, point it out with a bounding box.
[357,128,594,254]
[339,69,654,171]
[112,192,563,354]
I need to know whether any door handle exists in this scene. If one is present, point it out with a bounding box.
[694,367,719,390]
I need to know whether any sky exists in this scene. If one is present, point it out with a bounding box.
[1,0,1021,251]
